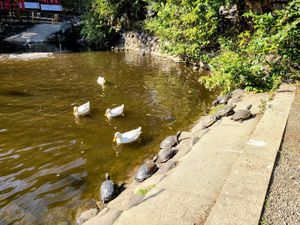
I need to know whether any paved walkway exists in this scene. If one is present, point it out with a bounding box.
[82,85,296,225]
[260,87,300,225]
[205,84,295,225]
[4,24,61,43]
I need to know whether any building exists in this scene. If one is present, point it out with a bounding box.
[0,0,63,22]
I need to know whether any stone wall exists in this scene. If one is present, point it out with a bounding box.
[112,31,160,55]
[124,31,160,55]
[112,31,208,70]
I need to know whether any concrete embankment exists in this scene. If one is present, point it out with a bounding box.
[79,84,296,225]
[4,24,61,43]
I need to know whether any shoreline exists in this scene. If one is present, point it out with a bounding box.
[79,84,296,225]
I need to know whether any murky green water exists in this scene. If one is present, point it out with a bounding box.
[0,51,214,224]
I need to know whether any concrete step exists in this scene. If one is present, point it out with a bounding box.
[109,93,270,225]
[205,84,296,225]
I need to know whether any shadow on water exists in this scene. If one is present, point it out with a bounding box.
[0,90,34,97]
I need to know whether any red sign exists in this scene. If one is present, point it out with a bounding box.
[0,0,25,11]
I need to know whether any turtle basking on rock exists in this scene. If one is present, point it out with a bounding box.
[159,131,181,149]
[215,105,236,118]
[157,148,175,163]
[135,157,158,182]
[212,93,232,106]
[100,173,117,203]
[231,104,253,121]
[202,115,220,129]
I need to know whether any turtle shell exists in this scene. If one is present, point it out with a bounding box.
[135,160,158,182]
[212,96,222,106]
[216,105,235,117]
[202,115,218,129]
[160,132,181,149]
[100,180,115,203]
[219,94,231,104]
[157,148,174,163]
[232,110,251,120]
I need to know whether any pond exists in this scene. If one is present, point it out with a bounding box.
[0,51,215,224]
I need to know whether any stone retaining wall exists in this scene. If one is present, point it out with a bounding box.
[112,31,160,55]
[124,31,160,55]
[112,31,208,69]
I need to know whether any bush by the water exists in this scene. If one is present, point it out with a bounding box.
[200,0,300,92]
[145,0,237,62]
[81,0,299,91]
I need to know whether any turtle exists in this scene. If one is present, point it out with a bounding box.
[135,157,158,182]
[219,93,232,104]
[212,93,232,106]
[202,115,219,129]
[100,173,116,203]
[157,148,175,163]
[212,96,222,106]
[159,131,181,149]
[231,104,253,121]
[215,105,236,118]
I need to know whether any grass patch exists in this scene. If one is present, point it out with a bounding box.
[258,99,267,113]
[260,217,268,225]
[209,104,226,115]
[135,184,155,196]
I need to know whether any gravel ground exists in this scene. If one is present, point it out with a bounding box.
[260,86,300,225]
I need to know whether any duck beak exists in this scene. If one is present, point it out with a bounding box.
[113,136,116,142]
[104,112,107,117]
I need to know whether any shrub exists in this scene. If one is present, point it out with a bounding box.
[200,0,300,92]
[145,0,237,61]
[80,10,117,49]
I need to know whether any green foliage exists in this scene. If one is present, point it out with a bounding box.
[80,10,117,49]
[81,0,146,45]
[145,0,236,61]
[201,0,300,92]
[93,0,147,29]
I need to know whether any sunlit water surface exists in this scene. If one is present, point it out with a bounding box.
[0,51,215,224]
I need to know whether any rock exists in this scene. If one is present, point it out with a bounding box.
[75,200,99,225]
[219,4,238,21]
[60,21,73,34]
[179,131,192,141]
[228,96,241,105]
[140,50,146,56]
[97,207,109,217]
[158,160,178,174]
[82,209,123,225]
[109,190,144,211]
[76,208,99,225]
[231,88,244,98]
[173,138,193,159]
[57,221,71,225]
[265,54,282,64]
[153,37,159,42]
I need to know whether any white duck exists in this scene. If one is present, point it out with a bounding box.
[105,104,124,119]
[97,76,106,86]
[73,101,90,118]
[113,127,142,145]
